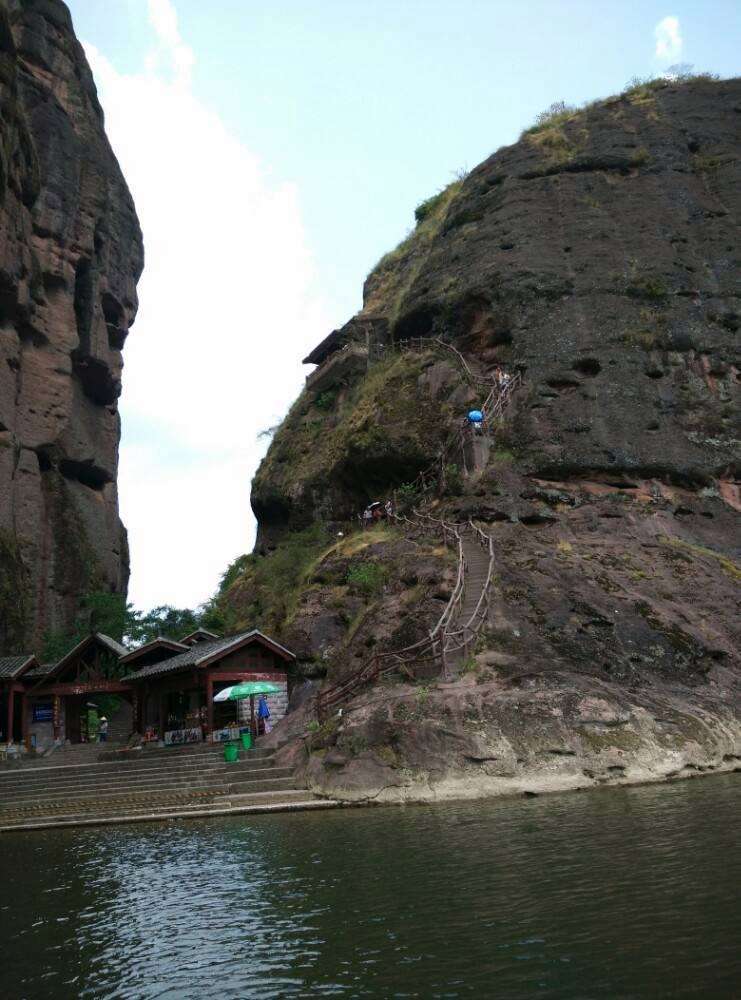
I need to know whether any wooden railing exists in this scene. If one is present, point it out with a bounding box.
[381,337,522,496]
[316,510,465,720]
[316,511,498,719]
[315,337,518,719]
[439,521,495,667]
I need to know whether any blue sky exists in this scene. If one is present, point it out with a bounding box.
[66,1,740,610]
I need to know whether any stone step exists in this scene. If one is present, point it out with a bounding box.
[0,790,223,818]
[0,746,274,777]
[226,775,300,794]
[0,789,315,825]
[0,770,278,799]
[0,776,302,815]
[0,798,340,833]
[0,757,280,791]
[0,768,297,806]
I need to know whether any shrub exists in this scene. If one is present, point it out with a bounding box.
[627,276,668,300]
[218,554,251,593]
[346,562,388,598]
[414,190,448,225]
[315,389,338,412]
[395,482,419,509]
[526,100,577,134]
[257,424,279,440]
[0,529,30,649]
[623,75,665,99]
[444,463,462,495]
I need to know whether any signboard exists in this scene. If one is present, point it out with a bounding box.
[164,727,202,746]
[211,727,242,743]
[32,702,53,723]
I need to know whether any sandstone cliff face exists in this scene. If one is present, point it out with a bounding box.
[0,0,143,650]
[363,77,739,490]
[231,78,740,800]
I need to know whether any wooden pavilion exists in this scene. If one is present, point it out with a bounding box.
[23,633,130,746]
[0,655,38,744]
[122,629,295,744]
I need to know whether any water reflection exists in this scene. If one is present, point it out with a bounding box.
[1,776,739,999]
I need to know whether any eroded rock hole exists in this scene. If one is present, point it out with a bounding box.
[59,458,111,491]
[35,447,53,472]
[520,513,556,526]
[394,307,437,341]
[572,358,601,377]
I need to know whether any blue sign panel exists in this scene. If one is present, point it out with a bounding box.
[32,702,53,723]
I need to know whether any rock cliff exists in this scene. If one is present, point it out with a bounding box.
[0,0,142,650]
[226,76,740,800]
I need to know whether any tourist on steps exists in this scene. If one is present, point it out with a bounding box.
[98,717,109,742]
[257,695,271,735]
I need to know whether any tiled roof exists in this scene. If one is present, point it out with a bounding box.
[95,633,129,658]
[302,326,345,365]
[179,628,220,645]
[123,629,295,682]
[0,655,36,680]
[24,662,56,680]
[119,637,188,665]
[24,633,129,684]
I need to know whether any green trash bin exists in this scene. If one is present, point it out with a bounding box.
[223,742,239,763]
[241,731,252,750]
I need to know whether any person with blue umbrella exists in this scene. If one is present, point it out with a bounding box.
[467,408,484,433]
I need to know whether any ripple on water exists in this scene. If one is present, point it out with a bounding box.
[0,776,739,999]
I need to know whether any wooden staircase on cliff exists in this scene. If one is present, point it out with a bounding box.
[316,340,518,716]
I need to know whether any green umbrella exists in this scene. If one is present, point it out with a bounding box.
[213,681,283,741]
[213,681,282,702]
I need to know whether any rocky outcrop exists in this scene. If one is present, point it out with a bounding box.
[289,672,740,803]
[366,78,740,484]
[229,77,740,800]
[0,1,143,650]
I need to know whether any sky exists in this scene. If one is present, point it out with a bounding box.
[65,0,740,612]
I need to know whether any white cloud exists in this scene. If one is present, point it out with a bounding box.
[145,0,194,88]
[654,16,682,62]
[83,0,330,610]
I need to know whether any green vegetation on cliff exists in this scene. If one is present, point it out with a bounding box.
[0,529,30,650]
[252,349,461,534]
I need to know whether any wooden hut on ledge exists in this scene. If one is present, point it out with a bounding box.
[302,317,389,393]
[121,629,294,745]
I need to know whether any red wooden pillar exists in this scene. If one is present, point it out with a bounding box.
[206,676,214,741]
[143,682,149,735]
[6,686,14,744]
[52,695,61,741]
[21,691,29,749]
[131,687,139,735]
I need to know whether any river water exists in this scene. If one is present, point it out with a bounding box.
[0,775,738,999]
